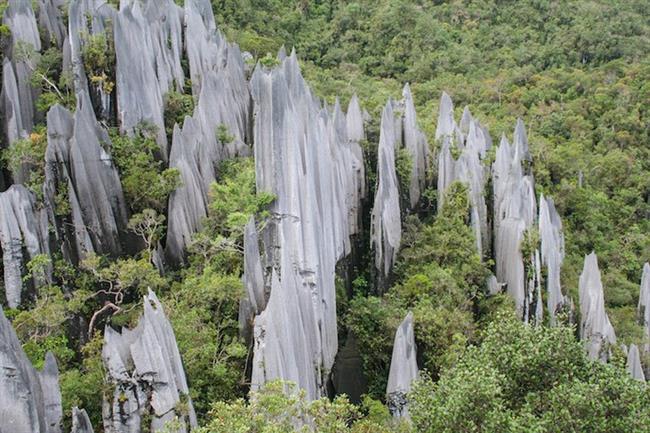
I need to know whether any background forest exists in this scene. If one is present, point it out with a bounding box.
[1,0,649,432]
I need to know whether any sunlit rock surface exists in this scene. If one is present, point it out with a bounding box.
[579,252,616,361]
[371,99,401,278]
[67,0,116,121]
[0,185,50,307]
[249,51,363,400]
[0,306,62,433]
[102,290,197,433]
[386,312,418,419]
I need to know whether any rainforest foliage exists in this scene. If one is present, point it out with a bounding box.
[1,0,649,432]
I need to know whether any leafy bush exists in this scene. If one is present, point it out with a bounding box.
[410,313,650,433]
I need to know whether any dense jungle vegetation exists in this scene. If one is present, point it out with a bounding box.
[1,0,649,432]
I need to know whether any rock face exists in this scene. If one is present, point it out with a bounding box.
[435,93,490,257]
[44,97,128,260]
[402,84,428,208]
[0,185,51,307]
[67,0,117,121]
[386,312,418,419]
[539,195,566,324]
[71,408,94,433]
[165,0,250,263]
[0,306,63,433]
[114,0,185,158]
[626,344,645,382]
[37,0,67,48]
[345,94,367,235]
[638,262,650,353]
[239,217,267,342]
[492,123,539,321]
[371,100,402,278]
[102,290,197,433]
[249,51,363,400]
[2,0,41,154]
[579,252,616,361]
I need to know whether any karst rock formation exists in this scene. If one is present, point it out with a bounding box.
[0,1,644,431]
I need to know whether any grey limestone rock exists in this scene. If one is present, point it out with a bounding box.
[37,0,66,48]
[71,408,94,433]
[164,2,251,262]
[371,99,402,277]
[0,185,50,307]
[102,290,197,433]
[492,123,538,320]
[626,344,645,382]
[43,94,128,259]
[539,195,566,324]
[239,217,267,342]
[249,50,363,400]
[579,252,616,361]
[0,305,62,433]
[434,94,489,257]
[386,312,418,419]
[402,84,428,208]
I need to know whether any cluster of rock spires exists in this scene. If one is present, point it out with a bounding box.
[1,289,192,433]
[248,49,366,400]
[0,0,648,430]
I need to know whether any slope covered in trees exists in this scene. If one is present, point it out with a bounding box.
[0,1,648,432]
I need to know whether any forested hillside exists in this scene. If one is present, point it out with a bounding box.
[0,1,648,433]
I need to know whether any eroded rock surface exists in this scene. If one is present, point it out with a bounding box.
[579,252,616,361]
[249,51,364,400]
[0,306,62,433]
[0,185,50,307]
[102,290,197,433]
[386,312,418,419]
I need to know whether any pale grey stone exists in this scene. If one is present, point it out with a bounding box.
[0,305,62,433]
[249,50,362,400]
[402,84,428,208]
[37,0,66,48]
[0,185,50,307]
[626,344,645,382]
[386,312,418,419]
[638,262,650,353]
[102,290,197,433]
[539,194,566,324]
[71,408,94,433]
[371,99,401,277]
[579,252,616,361]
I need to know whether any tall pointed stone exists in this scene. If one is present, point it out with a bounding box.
[0,306,62,433]
[371,100,402,278]
[579,252,616,361]
[402,84,428,208]
[0,185,51,307]
[626,344,645,382]
[102,290,197,433]
[539,195,566,324]
[386,312,418,419]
